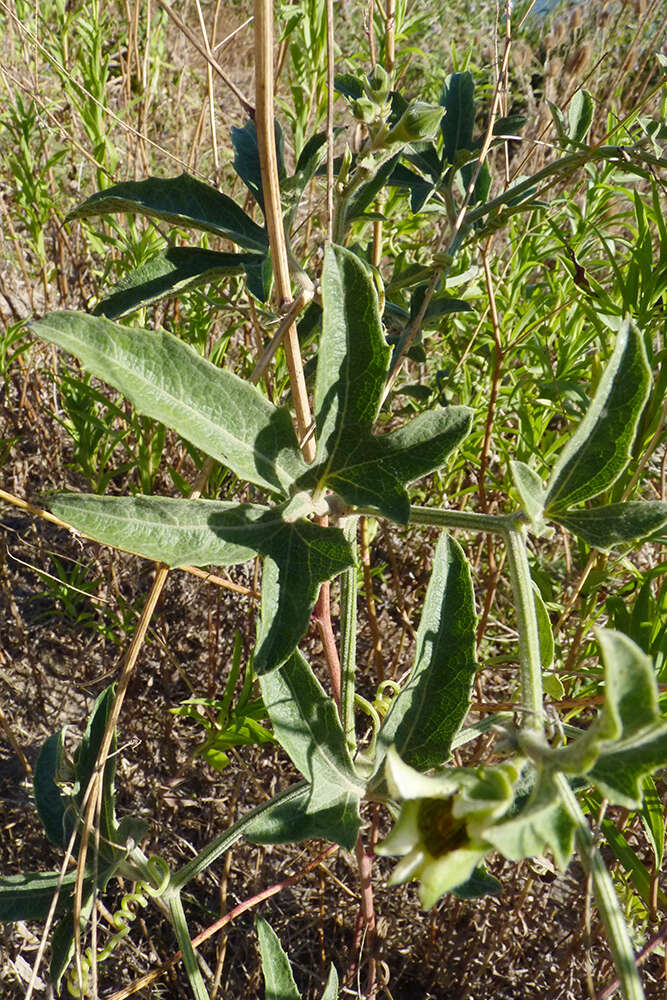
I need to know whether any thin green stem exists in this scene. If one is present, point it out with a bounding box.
[504,524,543,731]
[555,773,646,1000]
[340,517,358,753]
[408,504,518,534]
[166,890,210,1000]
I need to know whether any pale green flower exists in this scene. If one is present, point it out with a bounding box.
[376,748,525,908]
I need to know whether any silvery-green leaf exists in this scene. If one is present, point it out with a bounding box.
[256,916,302,1000]
[553,501,667,551]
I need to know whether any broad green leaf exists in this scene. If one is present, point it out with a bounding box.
[544,321,650,511]
[245,782,360,847]
[46,495,354,674]
[376,533,477,771]
[0,870,79,922]
[552,501,667,551]
[452,866,502,899]
[68,173,269,253]
[259,651,363,848]
[333,73,364,101]
[441,72,476,163]
[31,312,307,496]
[231,119,286,214]
[256,916,302,1000]
[568,89,594,145]
[510,460,546,528]
[487,773,575,871]
[94,247,270,319]
[307,246,472,521]
[33,729,69,847]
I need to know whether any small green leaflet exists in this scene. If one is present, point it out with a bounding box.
[68,173,269,253]
[510,460,546,529]
[376,533,477,771]
[30,312,307,496]
[544,320,650,512]
[304,245,472,522]
[94,247,270,319]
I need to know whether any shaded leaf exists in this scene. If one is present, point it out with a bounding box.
[31,312,307,496]
[50,889,95,992]
[94,247,270,319]
[544,320,650,511]
[256,916,302,1000]
[533,584,554,671]
[73,685,117,846]
[0,871,79,922]
[68,173,268,253]
[259,651,363,848]
[231,119,286,214]
[376,534,477,770]
[487,773,575,870]
[552,501,667,551]
[441,72,476,163]
[452,865,502,899]
[306,246,471,521]
[33,729,69,847]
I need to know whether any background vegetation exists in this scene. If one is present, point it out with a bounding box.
[0,0,666,997]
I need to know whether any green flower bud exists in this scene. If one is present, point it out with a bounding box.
[387,101,444,143]
[364,64,391,103]
[351,96,379,124]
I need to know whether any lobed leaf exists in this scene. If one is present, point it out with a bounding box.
[94,247,270,319]
[259,651,363,848]
[376,533,477,771]
[68,173,268,253]
[31,312,307,496]
[544,320,650,512]
[47,495,354,675]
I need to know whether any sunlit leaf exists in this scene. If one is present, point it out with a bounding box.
[31,312,307,496]
[256,916,302,1000]
[376,533,477,770]
[552,501,667,551]
[544,321,650,511]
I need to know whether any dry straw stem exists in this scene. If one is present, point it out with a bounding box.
[254,0,316,461]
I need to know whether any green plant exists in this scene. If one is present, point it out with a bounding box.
[2,3,667,999]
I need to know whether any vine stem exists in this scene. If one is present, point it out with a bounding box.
[340,518,358,750]
[254,0,315,461]
[555,773,646,1000]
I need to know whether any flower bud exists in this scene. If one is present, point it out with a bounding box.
[387,101,443,143]
[364,64,391,103]
[351,96,379,124]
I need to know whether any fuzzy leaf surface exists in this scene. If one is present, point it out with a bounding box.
[68,173,268,252]
[94,247,269,318]
[259,651,363,848]
[510,460,546,528]
[307,246,471,521]
[256,916,302,1000]
[376,533,477,770]
[553,501,667,551]
[0,871,79,922]
[31,312,307,495]
[544,321,650,511]
[47,495,354,674]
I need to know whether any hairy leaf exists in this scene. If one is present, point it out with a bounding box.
[259,651,363,848]
[68,173,268,253]
[376,534,477,770]
[568,89,594,145]
[544,321,650,511]
[0,871,79,922]
[510,460,546,529]
[31,312,307,496]
[47,494,354,674]
[94,247,270,318]
[256,916,302,1000]
[552,501,667,551]
[231,119,286,214]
